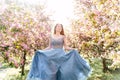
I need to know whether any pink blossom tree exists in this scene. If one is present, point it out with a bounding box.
[0,2,51,75]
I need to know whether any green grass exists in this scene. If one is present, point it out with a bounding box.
[0,62,29,80]
[88,58,120,80]
[0,58,120,80]
[4,70,28,80]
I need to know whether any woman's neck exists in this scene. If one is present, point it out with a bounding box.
[55,32,61,36]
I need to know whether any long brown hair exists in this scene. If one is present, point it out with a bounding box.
[54,24,64,35]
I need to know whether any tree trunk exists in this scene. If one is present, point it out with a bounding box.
[102,57,109,72]
[21,51,26,75]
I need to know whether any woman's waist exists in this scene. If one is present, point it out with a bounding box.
[51,47,63,50]
[51,45,63,49]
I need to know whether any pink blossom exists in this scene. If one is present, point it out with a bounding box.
[14,60,19,68]
[20,59,24,66]
[8,58,13,62]
[21,43,29,50]
[5,52,9,57]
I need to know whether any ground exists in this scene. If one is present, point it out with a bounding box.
[0,58,120,80]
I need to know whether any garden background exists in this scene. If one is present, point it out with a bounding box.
[0,0,120,80]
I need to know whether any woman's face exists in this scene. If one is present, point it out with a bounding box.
[55,24,62,33]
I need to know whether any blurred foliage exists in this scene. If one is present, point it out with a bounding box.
[69,0,120,71]
[0,0,120,79]
[0,1,51,75]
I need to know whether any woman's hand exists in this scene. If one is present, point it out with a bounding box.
[73,48,78,51]
[64,47,78,51]
[63,35,78,51]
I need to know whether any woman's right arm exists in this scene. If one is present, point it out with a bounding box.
[43,35,51,50]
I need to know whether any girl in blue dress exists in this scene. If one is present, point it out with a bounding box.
[26,24,92,80]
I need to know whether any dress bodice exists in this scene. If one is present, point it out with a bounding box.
[50,35,64,49]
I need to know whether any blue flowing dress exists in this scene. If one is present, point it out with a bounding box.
[26,36,92,80]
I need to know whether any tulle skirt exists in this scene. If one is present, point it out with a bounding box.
[26,48,92,80]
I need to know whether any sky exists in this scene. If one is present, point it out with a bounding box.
[45,0,75,27]
[0,0,75,29]
[20,0,75,27]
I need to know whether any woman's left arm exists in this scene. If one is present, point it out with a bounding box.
[63,35,76,51]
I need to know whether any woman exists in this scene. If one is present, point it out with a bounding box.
[26,24,92,80]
